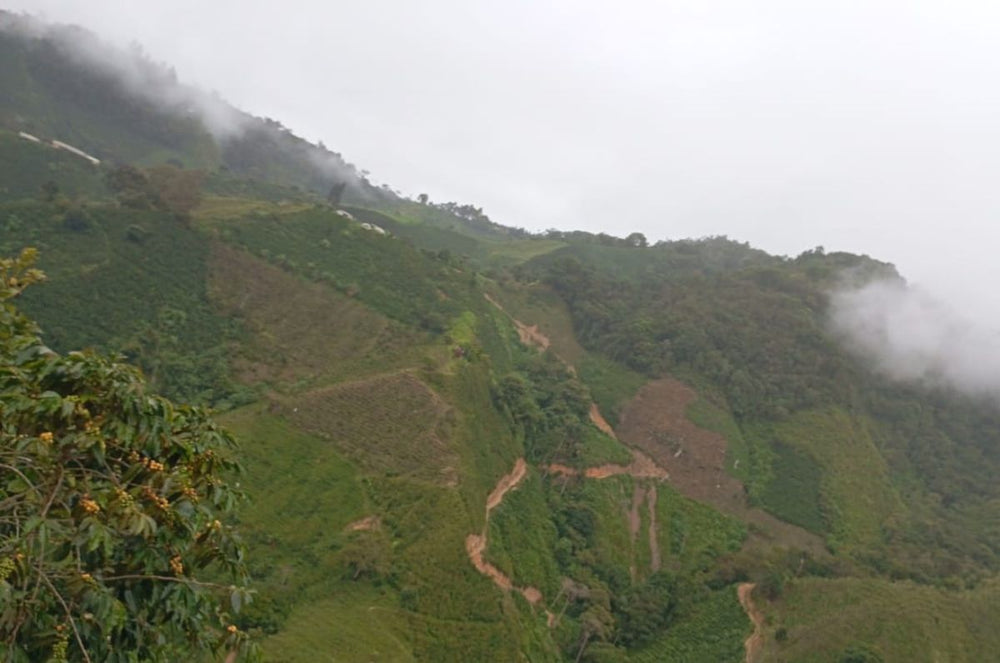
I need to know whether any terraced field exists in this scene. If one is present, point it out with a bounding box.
[277,372,458,484]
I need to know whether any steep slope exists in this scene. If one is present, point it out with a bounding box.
[0,11,380,202]
[6,13,1000,661]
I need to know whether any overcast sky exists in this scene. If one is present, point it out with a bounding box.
[8,0,1000,327]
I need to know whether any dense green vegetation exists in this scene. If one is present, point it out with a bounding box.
[630,589,749,663]
[0,251,255,662]
[1,198,243,406]
[536,242,1000,582]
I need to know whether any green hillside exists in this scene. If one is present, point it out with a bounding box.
[5,12,1000,663]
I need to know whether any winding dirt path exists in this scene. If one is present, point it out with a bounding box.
[486,458,527,511]
[483,294,810,654]
[465,458,544,605]
[545,449,668,481]
[484,293,551,352]
[589,403,616,438]
[479,294,672,592]
[546,452,667,580]
[737,583,764,663]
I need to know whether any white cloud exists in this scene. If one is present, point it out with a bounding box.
[830,278,1000,397]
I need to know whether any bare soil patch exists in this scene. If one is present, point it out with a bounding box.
[484,293,552,352]
[738,582,764,663]
[547,454,667,579]
[345,515,381,532]
[617,379,827,555]
[465,533,512,590]
[583,449,669,481]
[486,458,528,512]
[589,403,617,438]
[514,320,551,352]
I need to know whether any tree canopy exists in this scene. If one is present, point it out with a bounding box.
[0,249,256,662]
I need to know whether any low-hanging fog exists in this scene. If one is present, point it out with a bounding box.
[831,277,1000,399]
[7,0,1000,391]
[0,11,365,189]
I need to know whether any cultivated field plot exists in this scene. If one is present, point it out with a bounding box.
[277,372,459,484]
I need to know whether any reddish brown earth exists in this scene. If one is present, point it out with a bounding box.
[345,515,380,532]
[484,293,553,352]
[544,449,668,481]
[589,403,617,438]
[466,533,513,590]
[465,458,544,605]
[585,449,669,480]
[617,379,827,555]
[738,582,764,663]
[514,321,551,352]
[485,458,527,511]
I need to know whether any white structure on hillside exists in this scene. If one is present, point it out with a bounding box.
[360,222,387,235]
[51,140,101,166]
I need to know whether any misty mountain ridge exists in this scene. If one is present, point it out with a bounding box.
[0,9,386,203]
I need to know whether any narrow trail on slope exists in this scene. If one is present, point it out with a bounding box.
[589,402,616,438]
[481,294,672,589]
[545,449,668,481]
[546,456,666,579]
[737,583,764,663]
[618,378,828,557]
[647,485,661,573]
[483,294,797,650]
[484,293,551,352]
[465,458,545,606]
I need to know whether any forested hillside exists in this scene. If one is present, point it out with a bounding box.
[3,12,1000,663]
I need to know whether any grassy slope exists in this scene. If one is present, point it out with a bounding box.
[656,485,747,576]
[630,588,749,663]
[486,282,587,364]
[745,408,904,548]
[762,576,1000,662]
[207,239,553,658]
[483,281,647,430]
[0,130,108,199]
[487,470,563,597]
[207,243,421,388]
